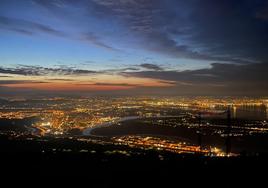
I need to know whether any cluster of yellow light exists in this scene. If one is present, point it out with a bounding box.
[113,136,225,156]
[0,111,38,119]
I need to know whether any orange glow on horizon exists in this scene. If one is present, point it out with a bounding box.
[0,74,175,91]
[1,82,136,91]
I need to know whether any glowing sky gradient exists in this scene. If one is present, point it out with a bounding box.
[1,0,268,96]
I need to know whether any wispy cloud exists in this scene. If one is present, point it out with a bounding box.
[0,65,100,76]
[0,16,65,37]
[46,78,76,81]
[81,32,120,52]
[0,15,119,52]
[139,63,163,71]
[78,82,139,87]
[89,0,259,63]
[121,62,268,94]
[28,0,268,63]
[0,80,48,85]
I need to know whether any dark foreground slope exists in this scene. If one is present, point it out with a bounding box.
[0,134,268,187]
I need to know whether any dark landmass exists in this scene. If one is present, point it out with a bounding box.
[0,117,37,133]
[0,117,268,185]
[0,133,268,186]
[92,118,268,153]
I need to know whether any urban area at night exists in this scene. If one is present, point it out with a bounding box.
[1,97,268,163]
[1,0,268,184]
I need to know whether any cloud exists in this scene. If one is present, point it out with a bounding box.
[139,63,163,71]
[121,62,268,95]
[89,0,262,63]
[29,0,268,63]
[0,16,65,37]
[157,80,177,85]
[255,1,268,20]
[0,15,117,52]
[0,65,99,76]
[83,82,139,87]
[30,0,221,61]
[0,63,164,78]
[1,0,268,96]
[101,67,140,74]
[0,80,48,85]
[123,62,268,83]
[46,78,75,81]
[103,63,164,73]
[90,0,218,61]
[81,32,120,51]
[186,0,268,62]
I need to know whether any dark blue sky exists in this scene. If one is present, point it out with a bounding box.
[0,0,268,95]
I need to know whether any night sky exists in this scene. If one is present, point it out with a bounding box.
[1,0,268,96]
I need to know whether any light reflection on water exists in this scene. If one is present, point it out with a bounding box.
[231,105,267,120]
